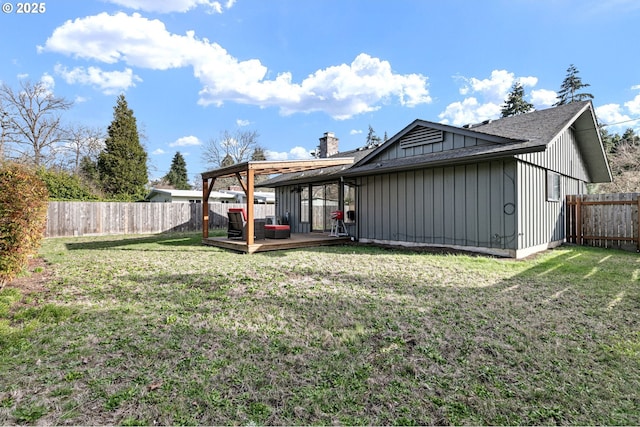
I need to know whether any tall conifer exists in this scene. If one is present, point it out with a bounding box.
[501,82,534,118]
[97,94,148,200]
[164,151,190,190]
[554,64,594,106]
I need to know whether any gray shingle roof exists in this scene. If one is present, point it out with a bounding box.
[470,100,590,146]
[257,146,375,187]
[260,101,610,186]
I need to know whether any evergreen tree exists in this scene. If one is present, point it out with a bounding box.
[365,125,382,148]
[251,147,267,161]
[97,94,148,200]
[501,82,534,118]
[554,64,594,106]
[164,151,190,190]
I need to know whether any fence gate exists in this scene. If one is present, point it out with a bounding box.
[566,193,640,252]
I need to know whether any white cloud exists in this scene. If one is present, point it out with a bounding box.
[54,64,141,94]
[265,146,312,160]
[596,104,631,126]
[152,148,166,155]
[350,129,363,135]
[530,89,557,108]
[440,70,540,126]
[236,119,250,127]
[624,92,640,115]
[169,135,202,147]
[438,97,501,126]
[104,0,236,14]
[595,86,640,131]
[41,13,431,119]
[40,73,55,90]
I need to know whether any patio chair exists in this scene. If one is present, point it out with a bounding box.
[227,208,246,239]
[227,208,266,240]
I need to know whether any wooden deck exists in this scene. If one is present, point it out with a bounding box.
[202,233,351,254]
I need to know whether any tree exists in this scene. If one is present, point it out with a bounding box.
[164,151,190,190]
[0,80,73,167]
[596,127,640,193]
[97,94,148,200]
[365,125,382,148]
[62,124,104,174]
[251,147,267,161]
[202,129,260,168]
[501,82,534,117]
[202,129,261,190]
[554,64,594,106]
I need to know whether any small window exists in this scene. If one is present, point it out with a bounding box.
[547,171,561,202]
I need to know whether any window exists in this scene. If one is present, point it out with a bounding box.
[300,186,309,223]
[343,183,356,223]
[547,171,561,202]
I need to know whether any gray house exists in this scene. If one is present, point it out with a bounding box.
[260,101,611,258]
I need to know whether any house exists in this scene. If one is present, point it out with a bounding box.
[146,188,236,203]
[220,189,276,204]
[258,101,612,258]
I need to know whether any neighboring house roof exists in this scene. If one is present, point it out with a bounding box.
[146,188,236,201]
[220,189,276,203]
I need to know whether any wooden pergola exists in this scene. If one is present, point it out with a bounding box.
[201,158,354,245]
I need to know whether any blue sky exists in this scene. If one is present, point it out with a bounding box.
[1,0,639,184]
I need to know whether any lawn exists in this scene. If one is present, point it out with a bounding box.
[1,232,639,425]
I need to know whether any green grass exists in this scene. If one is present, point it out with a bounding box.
[1,232,639,425]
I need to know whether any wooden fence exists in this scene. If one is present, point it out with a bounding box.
[566,193,640,252]
[45,202,275,238]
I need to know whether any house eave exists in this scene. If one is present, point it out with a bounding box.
[343,143,544,178]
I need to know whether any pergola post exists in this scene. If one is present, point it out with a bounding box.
[246,169,255,245]
[202,177,209,239]
[202,177,215,239]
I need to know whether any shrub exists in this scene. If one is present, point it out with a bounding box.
[0,163,49,287]
[37,168,100,201]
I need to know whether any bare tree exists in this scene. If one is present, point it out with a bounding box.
[598,139,640,193]
[0,80,73,167]
[202,129,260,168]
[62,124,105,174]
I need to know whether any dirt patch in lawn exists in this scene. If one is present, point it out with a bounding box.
[3,257,53,297]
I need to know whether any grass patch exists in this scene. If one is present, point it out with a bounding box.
[0,232,639,425]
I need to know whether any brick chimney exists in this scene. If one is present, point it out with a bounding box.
[318,132,339,158]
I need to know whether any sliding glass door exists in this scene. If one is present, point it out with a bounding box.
[311,183,339,232]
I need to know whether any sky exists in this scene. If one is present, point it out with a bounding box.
[1,0,639,185]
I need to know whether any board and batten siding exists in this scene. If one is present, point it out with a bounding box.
[515,162,584,257]
[357,160,518,256]
[517,127,590,181]
[513,127,589,257]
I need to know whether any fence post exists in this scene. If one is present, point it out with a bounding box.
[566,195,573,244]
[576,195,582,246]
[637,196,640,252]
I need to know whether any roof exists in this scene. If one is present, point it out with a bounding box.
[257,147,375,187]
[346,101,610,182]
[471,101,611,182]
[259,101,612,186]
[147,188,235,200]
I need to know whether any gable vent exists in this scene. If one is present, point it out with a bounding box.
[400,126,444,148]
